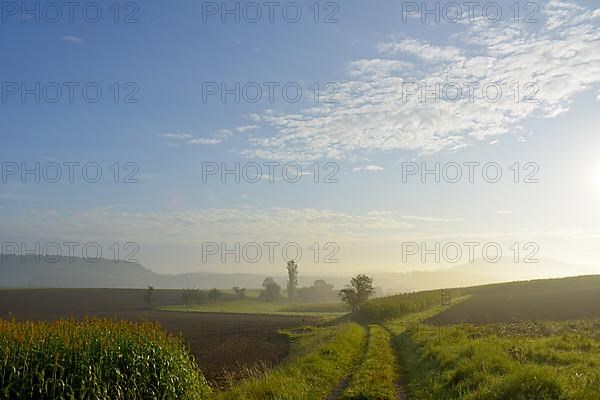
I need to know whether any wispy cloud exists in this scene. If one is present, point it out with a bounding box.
[352,165,384,172]
[62,35,84,44]
[246,113,262,122]
[216,129,233,137]
[2,208,416,245]
[189,138,222,145]
[401,216,465,223]
[376,37,463,62]
[242,1,600,160]
[236,125,259,133]
[160,132,223,146]
[160,133,193,140]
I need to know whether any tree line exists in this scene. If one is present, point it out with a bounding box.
[144,259,376,312]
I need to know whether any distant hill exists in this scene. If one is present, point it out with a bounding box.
[0,255,161,288]
[0,254,593,291]
[0,255,348,289]
[373,257,594,294]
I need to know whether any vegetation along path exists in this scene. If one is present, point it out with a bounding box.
[326,325,371,400]
[218,323,367,400]
[334,324,404,400]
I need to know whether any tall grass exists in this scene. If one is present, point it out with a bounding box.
[394,320,600,399]
[0,318,211,400]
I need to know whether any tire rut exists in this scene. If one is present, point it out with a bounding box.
[382,325,410,400]
[325,325,371,400]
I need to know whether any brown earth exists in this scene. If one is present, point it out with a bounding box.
[427,277,600,325]
[0,289,319,387]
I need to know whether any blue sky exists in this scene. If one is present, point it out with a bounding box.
[1,0,600,275]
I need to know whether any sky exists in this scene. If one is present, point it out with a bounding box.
[1,0,599,276]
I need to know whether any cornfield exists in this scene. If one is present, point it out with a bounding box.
[358,289,462,322]
[0,318,211,399]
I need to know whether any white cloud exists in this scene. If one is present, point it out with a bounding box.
[236,125,259,133]
[160,133,193,140]
[62,35,84,43]
[376,37,463,62]
[242,1,600,160]
[160,132,226,146]
[2,208,415,245]
[352,165,384,172]
[496,210,513,215]
[401,216,465,223]
[246,113,262,122]
[216,129,233,137]
[188,138,222,145]
[347,59,414,79]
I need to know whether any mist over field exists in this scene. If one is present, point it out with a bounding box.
[2,0,599,398]
[1,255,592,292]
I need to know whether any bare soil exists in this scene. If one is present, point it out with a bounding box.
[0,289,319,387]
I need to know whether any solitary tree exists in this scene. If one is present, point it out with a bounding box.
[339,274,374,312]
[233,286,247,299]
[182,289,206,307]
[263,277,276,287]
[208,288,221,303]
[144,286,154,307]
[286,260,299,303]
[182,289,192,308]
[262,282,282,302]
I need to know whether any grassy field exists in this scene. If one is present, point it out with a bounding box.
[383,276,600,399]
[160,300,349,318]
[213,296,465,399]
[218,289,262,298]
[321,278,600,399]
[396,320,600,399]
[217,323,367,399]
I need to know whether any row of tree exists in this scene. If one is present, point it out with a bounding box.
[144,286,224,307]
[144,260,376,312]
[260,260,375,311]
[258,276,340,303]
[181,288,222,307]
